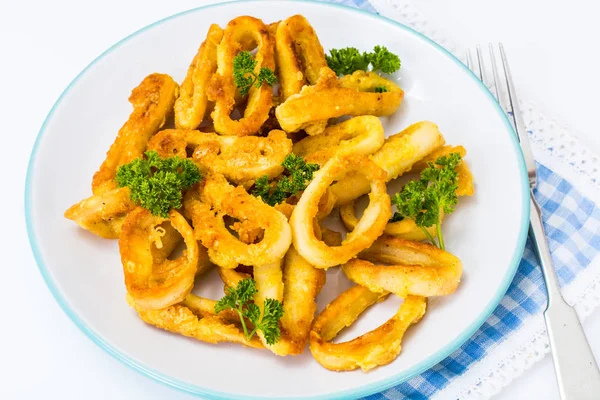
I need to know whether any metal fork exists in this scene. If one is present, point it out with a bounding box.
[466,44,600,399]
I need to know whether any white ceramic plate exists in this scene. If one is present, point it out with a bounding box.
[25,1,529,399]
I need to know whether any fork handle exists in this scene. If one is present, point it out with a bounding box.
[529,194,600,399]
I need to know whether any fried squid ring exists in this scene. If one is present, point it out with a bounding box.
[340,146,475,240]
[207,16,275,136]
[340,201,436,241]
[174,24,223,129]
[252,249,326,356]
[120,208,201,310]
[92,73,179,194]
[184,174,292,269]
[147,129,292,186]
[293,116,385,165]
[290,153,391,268]
[275,68,403,134]
[309,285,426,371]
[275,15,327,101]
[127,294,263,348]
[64,187,135,239]
[331,121,446,205]
[343,236,463,297]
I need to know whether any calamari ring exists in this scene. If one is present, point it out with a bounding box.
[174,24,223,129]
[340,201,436,241]
[309,285,426,371]
[343,236,463,297]
[290,153,391,268]
[274,15,327,101]
[92,73,179,194]
[64,187,135,239]
[340,145,475,240]
[207,16,275,136]
[275,67,403,134]
[147,129,292,186]
[331,121,446,205]
[184,174,292,269]
[120,208,200,310]
[293,116,385,165]
[127,294,263,348]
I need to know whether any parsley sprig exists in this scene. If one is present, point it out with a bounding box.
[233,51,277,96]
[391,153,462,250]
[215,278,284,345]
[326,45,401,76]
[115,151,201,218]
[252,154,320,206]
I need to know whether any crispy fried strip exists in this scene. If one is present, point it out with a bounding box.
[184,174,292,269]
[208,16,275,136]
[275,68,403,134]
[92,73,179,194]
[309,285,426,371]
[275,15,327,101]
[127,294,263,348]
[147,129,292,186]
[64,187,135,239]
[279,247,326,354]
[120,208,200,310]
[343,236,463,297]
[174,24,223,129]
[331,121,446,205]
[290,154,391,268]
[293,116,385,165]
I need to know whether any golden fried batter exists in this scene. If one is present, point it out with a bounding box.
[184,174,292,269]
[175,24,223,130]
[92,73,179,194]
[275,68,403,135]
[120,208,202,310]
[208,16,275,136]
[64,187,135,239]
[331,121,446,205]
[343,236,463,297]
[128,294,263,348]
[310,286,426,371]
[147,129,292,187]
[290,153,391,268]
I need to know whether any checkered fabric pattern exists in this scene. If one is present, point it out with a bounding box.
[329,1,600,398]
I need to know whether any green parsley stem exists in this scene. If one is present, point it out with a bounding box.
[436,223,445,250]
[235,308,251,339]
[421,227,438,248]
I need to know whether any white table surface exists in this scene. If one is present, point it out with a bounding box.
[1,0,599,398]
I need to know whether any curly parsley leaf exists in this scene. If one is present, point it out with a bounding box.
[374,86,388,93]
[326,45,401,76]
[366,45,401,74]
[214,278,284,345]
[325,47,370,76]
[115,151,201,218]
[233,51,277,96]
[391,153,462,249]
[252,154,320,206]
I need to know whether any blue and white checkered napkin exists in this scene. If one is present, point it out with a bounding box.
[330,0,600,398]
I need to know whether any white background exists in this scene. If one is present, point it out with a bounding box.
[1,0,599,399]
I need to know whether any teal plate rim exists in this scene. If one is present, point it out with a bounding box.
[24,1,531,399]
